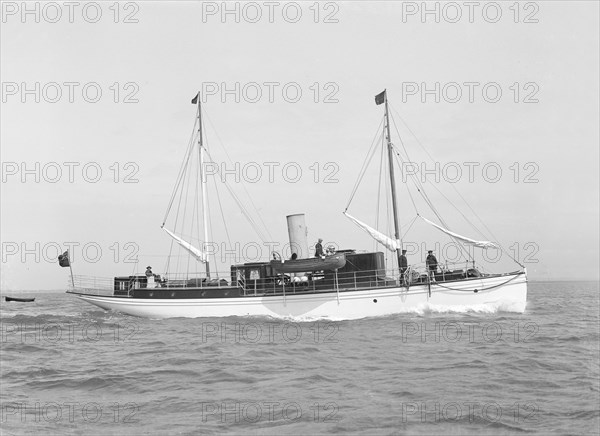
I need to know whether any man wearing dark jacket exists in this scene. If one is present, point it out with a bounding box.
[314,238,324,258]
[399,249,408,284]
[426,250,438,282]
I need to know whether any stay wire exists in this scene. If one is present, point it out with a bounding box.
[163,112,199,226]
[387,111,471,261]
[204,148,270,244]
[389,103,490,241]
[202,109,273,242]
[392,150,473,262]
[345,117,385,211]
[389,103,521,266]
[375,134,385,252]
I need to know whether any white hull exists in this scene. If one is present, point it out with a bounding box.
[73,272,527,320]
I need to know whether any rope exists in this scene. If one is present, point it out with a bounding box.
[374,138,385,252]
[398,154,419,214]
[345,117,385,211]
[212,171,232,248]
[163,112,200,275]
[206,177,218,278]
[162,113,198,226]
[190,156,200,277]
[401,215,418,237]
[192,145,206,277]
[182,137,196,276]
[202,109,273,242]
[204,149,270,244]
[391,132,474,262]
[169,137,194,276]
[389,103,523,268]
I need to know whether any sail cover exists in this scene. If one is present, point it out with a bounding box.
[343,212,400,252]
[162,227,207,262]
[420,216,499,249]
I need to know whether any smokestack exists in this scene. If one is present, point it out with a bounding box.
[286,214,309,259]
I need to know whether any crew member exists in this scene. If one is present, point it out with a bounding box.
[314,238,324,258]
[426,250,438,282]
[399,249,408,284]
[145,266,156,289]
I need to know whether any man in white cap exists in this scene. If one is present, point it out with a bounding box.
[145,266,156,289]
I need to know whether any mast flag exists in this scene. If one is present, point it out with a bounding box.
[58,250,75,288]
[375,90,386,105]
[191,93,199,104]
[58,251,70,267]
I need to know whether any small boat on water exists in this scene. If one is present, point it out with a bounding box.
[5,297,35,303]
[66,90,527,319]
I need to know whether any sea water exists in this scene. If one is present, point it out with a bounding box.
[1,281,598,435]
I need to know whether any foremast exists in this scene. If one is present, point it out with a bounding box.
[379,90,403,270]
[194,92,211,279]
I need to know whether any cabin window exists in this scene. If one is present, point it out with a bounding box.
[249,269,260,280]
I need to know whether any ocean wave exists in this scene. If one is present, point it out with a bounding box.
[20,374,136,391]
[0,282,597,435]
[422,300,527,314]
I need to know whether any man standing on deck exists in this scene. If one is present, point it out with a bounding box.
[314,238,324,258]
[426,250,438,282]
[399,249,408,285]
[145,266,156,289]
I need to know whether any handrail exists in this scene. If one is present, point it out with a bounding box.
[66,261,520,297]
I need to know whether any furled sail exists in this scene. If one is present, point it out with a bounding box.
[420,216,499,249]
[343,212,400,252]
[162,227,207,262]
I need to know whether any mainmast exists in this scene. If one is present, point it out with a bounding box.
[379,90,403,269]
[195,92,211,278]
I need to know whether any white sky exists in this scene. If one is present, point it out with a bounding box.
[1,1,599,290]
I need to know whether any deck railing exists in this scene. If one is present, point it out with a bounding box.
[68,275,115,296]
[67,260,490,297]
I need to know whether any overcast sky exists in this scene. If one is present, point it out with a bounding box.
[1,1,598,290]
